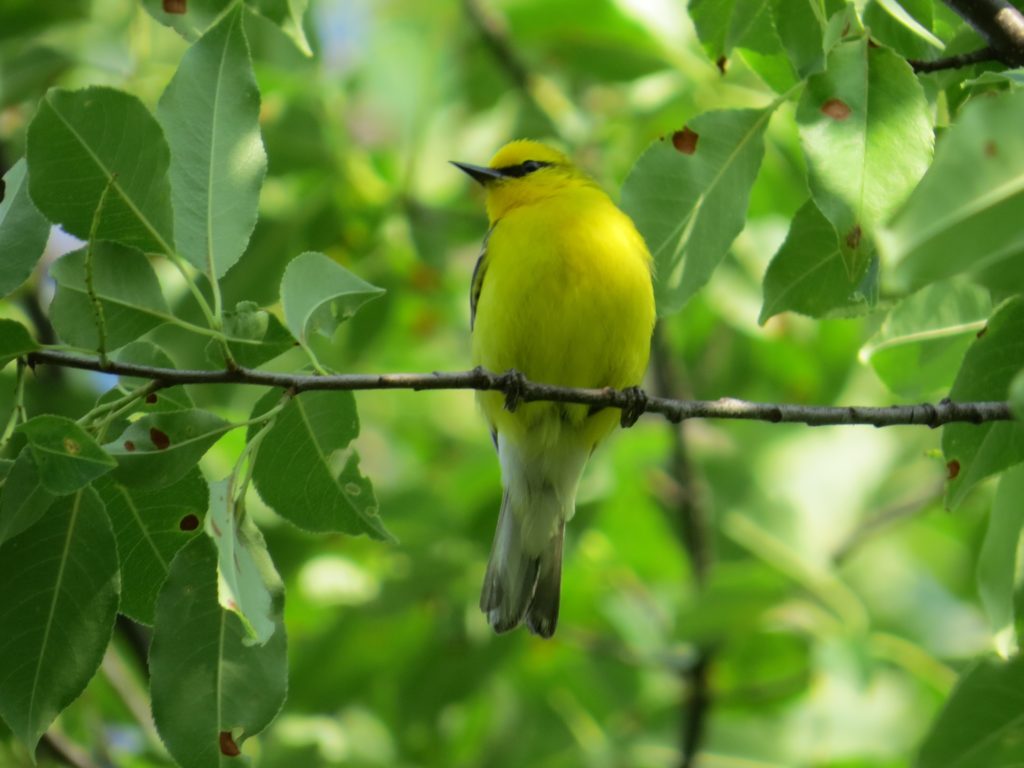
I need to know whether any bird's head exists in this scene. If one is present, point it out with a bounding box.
[452,140,586,222]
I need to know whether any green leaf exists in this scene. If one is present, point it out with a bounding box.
[208,301,296,368]
[977,466,1024,657]
[0,447,55,545]
[620,109,771,314]
[140,0,233,41]
[150,535,287,768]
[772,0,828,76]
[247,0,312,56]
[207,477,282,644]
[103,409,233,490]
[94,469,208,625]
[280,251,385,343]
[26,86,175,254]
[759,199,874,323]
[0,487,118,752]
[48,243,172,352]
[796,39,932,269]
[882,89,1024,292]
[157,5,266,279]
[250,389,392,540]
[113,341,193,411]
[864,0,942,59]
[860,281,991,397]
[0,319,38,370]
[688,0,781,58]
[0,45,71,110]
[0,159,50,297]
[16,414,115,494]
[917,654,1024,767]
[944,297,1024,508]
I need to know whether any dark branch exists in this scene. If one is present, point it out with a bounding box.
[650,324,716,768]
[941,0,1024,66]
[909,45,1000,71]
[25,349,1016,427]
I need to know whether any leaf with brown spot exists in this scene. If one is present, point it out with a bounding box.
[672,127,699,155]
[947,460,960,480]
[943,296,1024,508]
[16,415,115,495]
[104,409,231,490]
[219,731,240,757]
[797,39,932,274]
[150,428,171,450]
[93,470,208,624]
[821,98,851,120]
[150,537,287,768]
[163,0,186,12]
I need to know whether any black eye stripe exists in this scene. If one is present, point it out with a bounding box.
[496,160,553,178]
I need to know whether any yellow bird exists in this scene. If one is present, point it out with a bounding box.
[453,140,655,637]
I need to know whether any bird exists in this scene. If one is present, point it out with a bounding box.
[452,139,656,638]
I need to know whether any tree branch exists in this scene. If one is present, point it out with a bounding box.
[909,45,1000,71]
[941,0,1024,66]
[650,324,715,768]
[25,349,1015,427]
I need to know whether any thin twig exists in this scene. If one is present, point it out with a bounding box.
[909,45,1000,71]
[650,323,715,768]
[24,349,1016,428]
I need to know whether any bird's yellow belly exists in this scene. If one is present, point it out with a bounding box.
[471,200,654,446]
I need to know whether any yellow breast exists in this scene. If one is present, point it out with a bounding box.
[471,184,655,445]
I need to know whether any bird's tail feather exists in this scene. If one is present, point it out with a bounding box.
[480,490,565,637]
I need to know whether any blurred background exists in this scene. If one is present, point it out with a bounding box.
[0,1,993,766]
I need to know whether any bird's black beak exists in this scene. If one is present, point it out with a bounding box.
[450,161,504,186]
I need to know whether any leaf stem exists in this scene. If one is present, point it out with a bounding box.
[85,175,118,367]
[232,390,293,510]
[0,359,28,450]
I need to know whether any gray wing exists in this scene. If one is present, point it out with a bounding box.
[470,226,493,330]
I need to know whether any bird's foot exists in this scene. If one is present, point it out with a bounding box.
[502,369,528,413]
[619,386,648,428]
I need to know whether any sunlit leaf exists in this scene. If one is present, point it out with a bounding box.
[103,409,232,490]
[94,469,208,625]
[26,86,175,254]
[917,654,1024,767]
[207,477,283,644]
[247,0,312,55]
[797,39,932,271]
[760,199,874,323]
[157,4,266,279]
[864,0,942,59]
[882,89,1024,292]
[0,159,49,298]
[944,297,1024,508]
[621,109,771,314]
[150,535,287,768]
[48,243,171,352]
[280,251,385,343]
[16,414,115,494]
[0,447,54,545]
[0,488,118,752]
[250,389,392,540]
[0,319,37,370]
[860,281,991,397]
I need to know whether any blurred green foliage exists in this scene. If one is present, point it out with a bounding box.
[0,0,1022,766]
